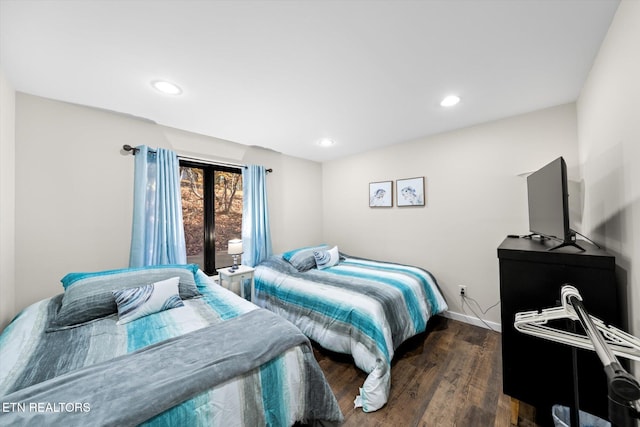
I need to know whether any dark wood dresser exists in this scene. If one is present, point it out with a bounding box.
[497,236,621,426]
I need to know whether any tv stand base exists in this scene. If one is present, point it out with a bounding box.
[548,240,585,252]
[521,234,585,252]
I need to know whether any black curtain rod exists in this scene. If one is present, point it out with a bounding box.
[122,145,273,173]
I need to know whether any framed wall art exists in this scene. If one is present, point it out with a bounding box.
[369,181,393,207]
[396,177,425,207]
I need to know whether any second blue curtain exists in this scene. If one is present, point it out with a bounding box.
[242,165,272,267]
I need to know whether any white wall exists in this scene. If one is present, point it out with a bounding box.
[242,144,324,254]
[12,93,323,315]
[322,104,579,326]
[0,69,16,330]
[576,0,639,371]
[6,0,638,342]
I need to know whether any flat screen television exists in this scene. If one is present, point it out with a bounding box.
[526,157,583,251]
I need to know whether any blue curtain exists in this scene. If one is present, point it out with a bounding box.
[129,145,187,267]
[242,165,272,267]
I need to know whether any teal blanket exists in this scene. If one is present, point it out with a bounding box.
[0,309,339,426]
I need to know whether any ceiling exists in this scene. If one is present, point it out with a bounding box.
[0,0,620,162]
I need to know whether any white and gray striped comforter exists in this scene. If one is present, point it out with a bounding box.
[0,271,343,427]
[253,255,448,413]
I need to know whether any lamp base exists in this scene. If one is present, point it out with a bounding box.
[230,254,240,272]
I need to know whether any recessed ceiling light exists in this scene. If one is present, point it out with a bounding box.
[151,80,182,95]
[318,138,335,147]
[440,95,461,107]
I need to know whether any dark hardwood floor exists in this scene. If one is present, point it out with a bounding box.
[312,316,540,427]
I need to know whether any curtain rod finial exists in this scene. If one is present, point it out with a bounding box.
[123,144,139,155]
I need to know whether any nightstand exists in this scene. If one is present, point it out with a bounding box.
[218,265,255,301]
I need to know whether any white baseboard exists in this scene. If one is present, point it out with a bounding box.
[440,310,502,333]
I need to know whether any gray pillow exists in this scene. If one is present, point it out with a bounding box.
[48,264,202,331]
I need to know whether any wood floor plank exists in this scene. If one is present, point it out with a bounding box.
[313,316,541,427]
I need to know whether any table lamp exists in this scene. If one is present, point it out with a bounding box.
[228,239,243,271]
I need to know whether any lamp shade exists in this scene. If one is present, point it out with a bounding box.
[228,239,243,255]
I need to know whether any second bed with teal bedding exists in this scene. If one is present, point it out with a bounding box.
[253,247,448,413]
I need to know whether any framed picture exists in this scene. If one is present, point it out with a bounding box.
[369,181,393,207]
[396,177,425,207]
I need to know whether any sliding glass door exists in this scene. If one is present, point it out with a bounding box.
[179,161,243,275]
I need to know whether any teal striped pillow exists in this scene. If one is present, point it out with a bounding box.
[282,245,329,271]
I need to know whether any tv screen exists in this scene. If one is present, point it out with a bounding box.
[526,157,571,242]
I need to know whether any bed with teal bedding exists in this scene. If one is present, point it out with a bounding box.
[0,265,343,427]
[253,246,448,413]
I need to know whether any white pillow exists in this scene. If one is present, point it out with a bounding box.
[112,276,184,324]
[313,246,340,270]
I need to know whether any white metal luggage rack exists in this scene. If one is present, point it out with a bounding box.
[514,285,640,427]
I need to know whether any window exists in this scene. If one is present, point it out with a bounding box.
[180,161,243,275]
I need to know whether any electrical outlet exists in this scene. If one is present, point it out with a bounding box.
[459,285,467,296]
